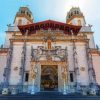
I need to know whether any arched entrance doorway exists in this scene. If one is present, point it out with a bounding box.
[41,65,58,91]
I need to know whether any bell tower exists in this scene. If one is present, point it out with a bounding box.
[14,7,34,26]
[66,7,86,26]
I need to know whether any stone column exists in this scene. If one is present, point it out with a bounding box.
[29,64,37,94]
[61,65,67,94]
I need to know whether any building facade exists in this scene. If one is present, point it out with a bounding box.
[0,7,100,94]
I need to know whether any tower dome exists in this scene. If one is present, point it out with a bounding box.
[66,7,86,26]
[14,7,34,26]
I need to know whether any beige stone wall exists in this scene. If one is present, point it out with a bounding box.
[67,43,75,71]
[92,54,100,85]
[76,42,89,85]
[58,64,64,92]
[25,44,31,71]
[0,53,7,84]
[4,32,13,48]
[87,33,95,48]
[14,17,32,26]
[9,43,23,85]
[3,39,94,89]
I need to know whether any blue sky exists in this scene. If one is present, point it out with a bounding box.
[0,0,100,47]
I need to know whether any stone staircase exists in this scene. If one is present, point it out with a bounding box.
[0,91,100,100]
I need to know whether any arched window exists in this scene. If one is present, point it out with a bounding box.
[78,20,81,25]
[71,12,73,16]
[47,40,52,50]
[21,10,25,14]
[18,19,22,25]
[74,11,77,14]
[27,12,29,16]
[77,11,79,14]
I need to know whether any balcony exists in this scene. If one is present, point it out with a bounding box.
[0,48,9,53]
[80,26,92,33]
[8,26,19,32]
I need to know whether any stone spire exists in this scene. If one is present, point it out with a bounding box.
[14,6,34,26]
[66,7,86,26]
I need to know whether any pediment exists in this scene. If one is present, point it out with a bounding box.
[18,20,81,35]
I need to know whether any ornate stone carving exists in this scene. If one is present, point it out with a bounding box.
[61,65,67,81]
[30,65,37,81]
[80,67,85,71]
[14,67,18,71]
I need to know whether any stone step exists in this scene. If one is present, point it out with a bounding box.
[0,92,99,97]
